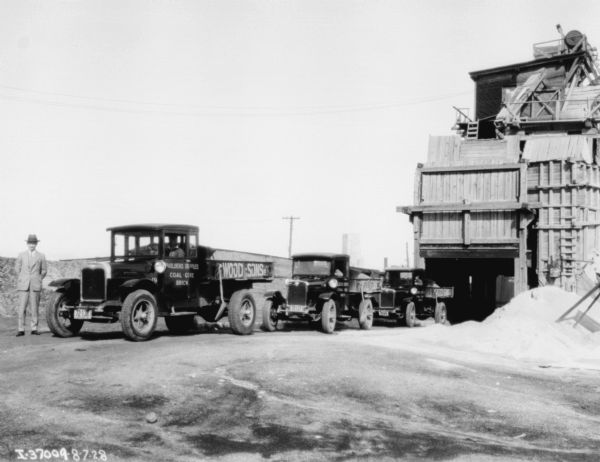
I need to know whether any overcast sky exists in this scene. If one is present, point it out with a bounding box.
[0,0,598,267]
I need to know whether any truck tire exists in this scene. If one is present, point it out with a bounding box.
[435,302,448,324]
[321,299,336,334]
[46,292,83,338]
[261,299,278,332]
[165,315,196,334]
[358,299,374,330]
[120,290,158,341]
[228,289,256,335]
[404,301,417,328]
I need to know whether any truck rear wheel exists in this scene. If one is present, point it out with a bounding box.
[404,301,417,328]
[435,302,448,324]
[121,290,158,341]
[165,315,196,334]
[46,292,83,338]
[261,299,278,332]
[321,299,336,334]
[228,289,256,335]
[358,299,374,330]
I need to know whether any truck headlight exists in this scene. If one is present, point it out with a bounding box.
[410,287,418,295]
[327,278,338,289]
[154,260,167,274]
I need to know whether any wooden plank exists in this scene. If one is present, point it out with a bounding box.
[402,201,541,213]
[414,165,423,205]
[463,211,470,245]
[420,249,519,259]
[470,238,520,244]
[420,163,522,173]
[412,215,424,268]
[419,238,465,244]
[519,163,527,203]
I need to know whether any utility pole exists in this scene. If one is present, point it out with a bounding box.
[282,216,300,258]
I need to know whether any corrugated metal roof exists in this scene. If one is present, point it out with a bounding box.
[522,135,592,163]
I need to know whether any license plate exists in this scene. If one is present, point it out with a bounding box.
[74,308,93,320]
[378,310,389,317]
[288,305,305,313]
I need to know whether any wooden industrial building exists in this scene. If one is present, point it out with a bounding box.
[400,28,600,320]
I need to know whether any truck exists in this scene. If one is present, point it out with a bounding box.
[261,253,382,333]
[375,268,453,327]
[45,224,273,341]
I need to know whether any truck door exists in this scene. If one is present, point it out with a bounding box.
[164,233,196,305]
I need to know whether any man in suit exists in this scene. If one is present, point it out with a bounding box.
[15,234,47,336]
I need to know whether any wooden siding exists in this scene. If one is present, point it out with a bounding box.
[421,211,517,243]
[419,169,520,204]
[522,136,592,163]
[527,160,600,289]
[427,136,519,166]
[560,86,600,120]
[469,211,517,240]
[421,212,462,242]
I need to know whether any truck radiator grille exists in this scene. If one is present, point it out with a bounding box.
[380,290,395,308]
[81,267,106,301]
[287,283,307,306]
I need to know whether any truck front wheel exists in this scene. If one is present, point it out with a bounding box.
[228,289,256,335]
[358,299,374,330]
[120,290,158,341]
[320,299,336,334]
[435,302,448,324]
[261,299,278,332]
[404,302,417,328]
[46,292,83,338]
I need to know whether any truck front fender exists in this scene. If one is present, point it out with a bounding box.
[318,292,336,301]
[264,291,286,305]
[49,279,80,299]
[119,279,158,298]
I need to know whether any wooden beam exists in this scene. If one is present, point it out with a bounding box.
[421,249,519,259]
[463,211,471,245]
[471,238,520,244]
[399,201,541,213]
[414,164,423,205]
[420,238,464,245]
[420,163,522,173]
[412,215,424,268]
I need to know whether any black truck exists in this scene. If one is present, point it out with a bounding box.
[261,253,382,333]
[375,268,453,327]
[45,224,273,341]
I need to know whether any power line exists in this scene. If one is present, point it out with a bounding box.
[0,84,471,117]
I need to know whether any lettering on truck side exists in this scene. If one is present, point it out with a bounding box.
[217,262,270,279]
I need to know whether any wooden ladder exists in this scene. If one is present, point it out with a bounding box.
[466,121,479,139]
[560,229,576,277]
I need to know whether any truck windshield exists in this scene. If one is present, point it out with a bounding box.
[113,232,160,260]
[385,271,414,286]
[293,259,332,276]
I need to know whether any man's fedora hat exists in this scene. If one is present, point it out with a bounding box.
[26,234,40,244]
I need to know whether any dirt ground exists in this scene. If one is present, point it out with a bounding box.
[1,317,600,462]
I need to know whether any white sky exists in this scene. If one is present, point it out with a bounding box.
[0,0,598,267]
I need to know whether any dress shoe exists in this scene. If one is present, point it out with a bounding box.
[16,331,24,337]
[31,330,40,335]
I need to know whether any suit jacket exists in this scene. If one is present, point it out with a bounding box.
[15,251,47,291]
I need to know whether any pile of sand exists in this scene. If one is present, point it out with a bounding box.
[436,286,600,365]
[354,286,600,367]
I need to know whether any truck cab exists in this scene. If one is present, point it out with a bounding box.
[376,268,453,327]
[46,224,273,341]
[261,253,381,333]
